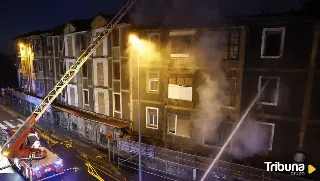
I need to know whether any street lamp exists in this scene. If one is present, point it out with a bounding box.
[129,34,142,181]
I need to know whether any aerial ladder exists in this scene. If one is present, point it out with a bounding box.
[1,0,136,163]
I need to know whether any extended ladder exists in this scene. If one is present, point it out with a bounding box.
[2,0,136,153]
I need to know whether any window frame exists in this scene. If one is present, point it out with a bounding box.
[258,76,280,106]
[146,107,159,129]
[147,72,159,93]
[228,30,240,60]
[113,93,121,112]
[83,89,89,106]
[255,121,275,151]
[113,62,120,80]
[260,27,286,59]
[167,113,177,135]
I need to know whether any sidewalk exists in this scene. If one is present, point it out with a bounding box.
[0,99,134,181]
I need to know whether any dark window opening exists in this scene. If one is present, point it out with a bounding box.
[149,34,160,49]
[263,30,283,57]
[259,76,280,105]
[59,61,64,74]
[80,34,87,51]
[48,59,53,72]
[100,133,108,144]
[83,90,89,105]
[204,122,234,147]
[113,62,120,80]
[38,60,43,71]
[82,62,88,77]
[170,35,192,54]
[114,94,120,111]
[167,114,176,134]
[113,29,120,46]
[71,122,78,130]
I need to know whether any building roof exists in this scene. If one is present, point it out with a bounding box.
[14,29,51,40]
[69,18,94,32]
[51,24,65,36]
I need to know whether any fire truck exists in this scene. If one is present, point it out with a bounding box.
[0,0,136,180]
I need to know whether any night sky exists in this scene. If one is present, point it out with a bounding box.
[0,0,306,54]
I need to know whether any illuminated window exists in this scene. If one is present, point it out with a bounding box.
[146,107,158,129]
[168,77,193,101]
[148,72,159,92]
[261,27,285,58]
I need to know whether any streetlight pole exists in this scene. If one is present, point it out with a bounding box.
[137,37,142,181]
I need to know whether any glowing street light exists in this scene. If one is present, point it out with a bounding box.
[129,34,142,181]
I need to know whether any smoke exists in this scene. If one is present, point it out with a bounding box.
[229,117,271,159]
[130,0,222,27]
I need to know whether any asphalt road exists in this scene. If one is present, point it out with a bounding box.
[0,105,122,181]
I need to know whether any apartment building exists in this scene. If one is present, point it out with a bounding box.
[130,26,247,154]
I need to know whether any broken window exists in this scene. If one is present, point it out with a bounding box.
[167,114,177,134]
[204,121,234,147]
[82,62,88,78]
[255,122,275,151]
[170,35,192,57]
[261,28,285,58]
[114,94,121,112]
[168,77,193,101]
[148,72,159,92]
[83,89,89,105]
[225,70,237,109]
[113,62,120,80]
[146,107,158,129]
[258,76,280,106]
[228,30,240,59]
[113,29,120,47]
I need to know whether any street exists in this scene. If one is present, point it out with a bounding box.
[0,105,123,181]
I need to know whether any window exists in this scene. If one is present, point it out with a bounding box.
[170,35,192,57]
[47,38,53,53]
[204,121,234,147]
[38,60,43,72]
[48,59,53,72]
[83,89,89,105]
[54,37,59,56]
[167,114,177,134]
[228,31,240,59]
[59,61,64,75]
[33,60,38,73]
[82,62,88,78]
[71,122,78,130]
[149,34,160,49]
[67,36,73,56]
[100,133,108,144]
[80,34,87,51]
[225,70,236,109]
[168,77,193,101]
[113,29,120,46]
[261,27,285,58]
[36,82,40,90]
[114,94,121,112]
[34,39,41,51]
[255,122,275,151]
[148,72,159,92]
[113,62,120,80]
[59,37,64,51]
[258,76,280,106]
[146,107,158,129]
[40,82,44,92]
